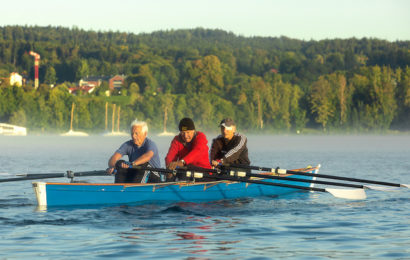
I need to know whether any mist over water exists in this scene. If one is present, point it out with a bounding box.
[0,135,409,259]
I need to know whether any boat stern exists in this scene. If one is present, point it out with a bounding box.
[32,182,47,206]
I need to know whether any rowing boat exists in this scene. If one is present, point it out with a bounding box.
[32,165,320,207]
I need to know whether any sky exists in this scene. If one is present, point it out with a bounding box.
[1,0,409,41]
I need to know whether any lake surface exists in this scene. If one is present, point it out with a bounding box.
[1,135,409,259]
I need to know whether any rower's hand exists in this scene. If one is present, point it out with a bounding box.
[168,161,184,170]
[108,160,131,174]
[166,173,175,181]
[106,167,116,175]
[212,159,224,167]
[121,162,131,169]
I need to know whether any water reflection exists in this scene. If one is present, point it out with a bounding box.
[113,208,243,258]
[176,231,206,240]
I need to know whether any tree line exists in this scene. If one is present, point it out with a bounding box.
[0,25,409,133]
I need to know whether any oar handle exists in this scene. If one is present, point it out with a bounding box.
[132,166,218,179]
[225,164,275,172]
[132,166,180,175]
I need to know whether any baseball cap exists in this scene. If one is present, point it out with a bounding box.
[219,118,235,130]
[179,118,195,131]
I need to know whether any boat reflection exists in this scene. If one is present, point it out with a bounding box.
[176,231,206,240]
[114,213,242,257]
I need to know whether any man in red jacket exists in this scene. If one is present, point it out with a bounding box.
[165,118,211,180]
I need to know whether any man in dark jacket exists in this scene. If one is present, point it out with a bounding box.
[210,118,250,167]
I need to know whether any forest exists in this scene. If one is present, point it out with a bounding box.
[0,25,409,134]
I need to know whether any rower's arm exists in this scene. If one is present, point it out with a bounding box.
[132,150,154,166]
[108,152,123,168]
[165,137,180,166]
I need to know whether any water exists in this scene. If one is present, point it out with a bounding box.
[1,135,409,259]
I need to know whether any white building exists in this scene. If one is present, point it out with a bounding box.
[10,72,23,87]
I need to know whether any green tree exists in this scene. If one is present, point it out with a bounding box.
[75,59,90,81]
[290,85,308,131]
[394,67,410,129]
[310,76,335,130]
[183,55,224,95]
[159,92,174,133]
[327,72,353,127]
[44,65,58,85]
[188,93,214,130]
[371,66,397,130]
[48,85,73,130]
[75,100,92,130]
[250,76,270,129]
[350,66,398,131]
[9,109,27,126]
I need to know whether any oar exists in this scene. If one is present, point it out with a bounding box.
[242,172,373,189]
[133,166,366,200]
[228,164,409,189]
[0,170,109,183]
[225,170,402,192]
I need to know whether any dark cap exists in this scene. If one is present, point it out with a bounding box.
[179,118,195,131]
[219,118,236,128]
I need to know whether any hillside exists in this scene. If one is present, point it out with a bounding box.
[0,26,409,133]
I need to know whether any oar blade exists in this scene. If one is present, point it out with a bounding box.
[325,188,367,200]
[401,184,410,189]
[365,185,402,192]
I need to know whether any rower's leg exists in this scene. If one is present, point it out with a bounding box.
[114,167,128,183]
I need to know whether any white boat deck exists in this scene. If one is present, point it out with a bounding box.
[0,123,27,136]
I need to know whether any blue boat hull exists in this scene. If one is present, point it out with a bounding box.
[32,166,319,207]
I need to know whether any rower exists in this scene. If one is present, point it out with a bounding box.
[165,118,212,181]
[107,119,163,183]
[210,118,250,168]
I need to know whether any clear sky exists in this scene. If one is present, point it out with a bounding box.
[1,0,409,41]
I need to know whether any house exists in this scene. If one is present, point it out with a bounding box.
[10,72,23,86]
[68,85,95,95]
[70,75,126,95]
[79,75,125,90]
[109,75,125,90]
[79,76,110,88]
